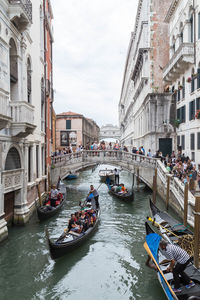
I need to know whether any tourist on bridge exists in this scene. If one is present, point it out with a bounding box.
[159,240,195,293]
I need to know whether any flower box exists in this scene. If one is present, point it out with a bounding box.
[178,85,183,90]
[174,119,180,128]
[195,110,200,119]
[187,77,192,83]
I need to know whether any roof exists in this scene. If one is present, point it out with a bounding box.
[57,111,83,117]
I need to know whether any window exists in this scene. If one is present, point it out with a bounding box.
[189,100,195,120]
[177,105,185,123]
[198,13,200,39]
[198,68,200,89]
[191,152,195,161]
[196,97,200,110]
[181,135,185,150]
[178,81,180,101]
[191,133,195,150]
[177,136,180,147]
[66,120,71,130]
[198,132,200,150]
[182,77,185,99]
[27,58,32,103]
[28,146,32,182]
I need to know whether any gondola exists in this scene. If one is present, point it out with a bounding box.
[144,222,200,300]
[148,198,193,243]
[65,172,79,180]
[37,193,65,221]
[46,207,100,259]
[107,183,134,201]
[99,169,115,182]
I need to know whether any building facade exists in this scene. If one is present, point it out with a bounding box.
[99,124,120,142]
[119,0,175,156]
[0,0,54,241]
[163,0,200,165]
[56,112,100,149]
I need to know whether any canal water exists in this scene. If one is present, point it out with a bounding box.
[0,164,167,300]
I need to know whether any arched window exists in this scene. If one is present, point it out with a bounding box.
[9,38,18,101]
[178,81,181,101]
[189,8,194,43]
[5,147,21,170]
[27,57,32,103]
[179,22,184,44]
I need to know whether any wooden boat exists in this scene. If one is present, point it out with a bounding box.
[148,198,192,243]
[99,169,115,182]
[144,222,200,300]
[107,183,134,201]
[46,207,100,259]
[37,193,65,221]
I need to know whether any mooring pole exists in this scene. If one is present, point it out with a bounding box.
[166,175,171,210]
[48,170,51,192]
[194,196,200,268]
[152,168,157,204]
[37,183,43,207]
[183,183,188,227]
[137,168,139,191]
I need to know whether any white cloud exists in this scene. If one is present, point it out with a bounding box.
[51,0,137,126]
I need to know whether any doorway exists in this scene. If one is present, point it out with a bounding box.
[159,138,172,157]
[4,192,15,224]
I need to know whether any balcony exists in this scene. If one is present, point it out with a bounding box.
[2,169,23,193]
[10,101,36,137]
[8,0,32,32]
[163,43,194,83]
[0,93,12,130]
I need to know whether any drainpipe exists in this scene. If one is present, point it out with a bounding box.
[43,0,47,191]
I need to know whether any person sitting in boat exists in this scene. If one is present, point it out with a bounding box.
[119,184,127,194]
[159,240,195,293]
[50,184,59,207]
[68,214,82,233]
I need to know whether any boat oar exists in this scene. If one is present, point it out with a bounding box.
[97,182,103,191]
[56,228,69,242]
[144,242,179,300]
[147,217,179,238]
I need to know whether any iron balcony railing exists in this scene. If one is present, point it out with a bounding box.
[9,0,32,23]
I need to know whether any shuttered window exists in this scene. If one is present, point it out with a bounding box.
[198,132,200,150]
[177,136,180,147]
[181,135,185,150]
[66,120,71,129]
[191,133,195,150]
[196,97,200,110]
[189,100,195,120]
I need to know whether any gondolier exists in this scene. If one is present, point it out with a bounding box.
[89,185,99,209]
[159,240,195,293]
[114,168,120,185]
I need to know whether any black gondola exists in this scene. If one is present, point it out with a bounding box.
[148,198,192,242]
[107,183,134,201]
[37,193,65,221]
[144,222,200,300]
[46,207,100,259]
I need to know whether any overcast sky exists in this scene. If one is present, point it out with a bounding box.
[51,0,137,127]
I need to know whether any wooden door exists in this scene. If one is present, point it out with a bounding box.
[4,192,14,224]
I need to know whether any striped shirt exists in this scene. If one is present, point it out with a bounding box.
[165,244,190,264]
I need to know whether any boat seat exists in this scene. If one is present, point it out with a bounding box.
[68,231,80,237]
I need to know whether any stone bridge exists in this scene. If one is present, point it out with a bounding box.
[51,150,196,228]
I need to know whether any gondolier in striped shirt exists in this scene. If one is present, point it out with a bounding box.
[160,240,195,293]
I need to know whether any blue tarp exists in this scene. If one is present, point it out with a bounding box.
[146,233,175,300]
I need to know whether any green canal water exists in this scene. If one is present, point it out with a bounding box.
[0,165,167,300]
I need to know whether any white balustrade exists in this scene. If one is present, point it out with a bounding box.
[2,169,23,193]
[10,101,34,125]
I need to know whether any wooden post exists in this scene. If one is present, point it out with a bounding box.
[152,168,157,204]
[183,183,188,227]
[48,170,51,192]
[166,175,170,210]
[37,183,43,207]
[194,196,200,268]
[132,173,135,190]
[137,168,139,191]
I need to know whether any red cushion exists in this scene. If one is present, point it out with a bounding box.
[46,200,50,205]
[56,201,60,205]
